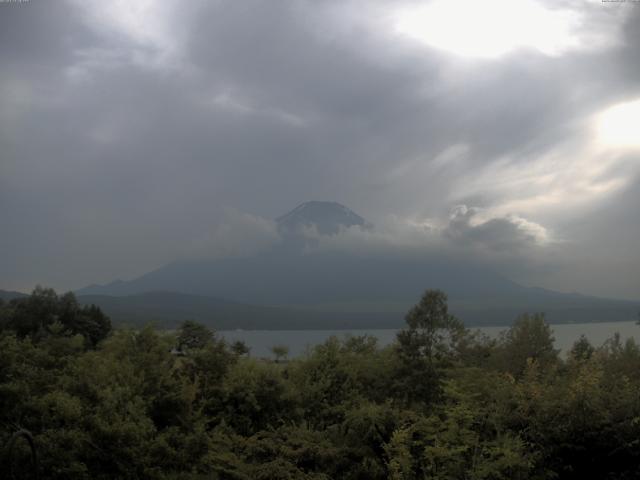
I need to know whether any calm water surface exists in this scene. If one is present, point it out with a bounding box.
[219,321,640,358]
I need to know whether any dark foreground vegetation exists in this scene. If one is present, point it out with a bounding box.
[2,288,640,479]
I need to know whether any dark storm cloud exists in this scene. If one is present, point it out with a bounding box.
[1,0,639,298]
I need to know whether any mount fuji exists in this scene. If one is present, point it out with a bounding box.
[75,202,639,329]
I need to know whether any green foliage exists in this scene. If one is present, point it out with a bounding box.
[3,287,640,479]
[399,290,465,362]
[0,286,111,348]
[177,320,213,352]
[493,312,558,377]
[271,345,290,363]
[230,340,250,357]
[395,289,466,405]
[570,334,595,361]
[221,359,299,436]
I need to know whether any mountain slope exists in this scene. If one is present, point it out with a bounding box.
[77,291,403,330]
[76,252,523,304]
[77,202,640,327]
[77,289,639,329]
[0,289,28,301]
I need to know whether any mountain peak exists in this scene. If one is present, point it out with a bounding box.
[276,201,366,235]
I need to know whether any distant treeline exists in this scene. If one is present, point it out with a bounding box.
[2,287,640,479]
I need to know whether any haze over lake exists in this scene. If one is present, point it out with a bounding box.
[220,321,640,358]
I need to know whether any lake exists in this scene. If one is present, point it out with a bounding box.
[219,321,640,358]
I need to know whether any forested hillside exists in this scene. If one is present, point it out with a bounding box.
[2,288,640,479]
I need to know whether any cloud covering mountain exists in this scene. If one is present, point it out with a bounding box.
[1,0,639,300]
[76,202,638,327]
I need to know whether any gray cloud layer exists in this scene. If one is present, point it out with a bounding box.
[1,0,639,299]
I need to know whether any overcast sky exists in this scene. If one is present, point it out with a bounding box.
[1,0,639,299]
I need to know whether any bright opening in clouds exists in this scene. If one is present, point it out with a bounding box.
[1,0,640,300]
[597,98,640,149]
[394,0,584,58]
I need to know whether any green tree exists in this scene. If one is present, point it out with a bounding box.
[177,320,213,352]
[0,287,110,347]
[384,382,532,480]
[231,340,251,357]
[495,313,558,377]
[570,335,595,362]
[4,285,59,338]
[220,359,296,435]
[271,345,289,363]
[395,290,466,404]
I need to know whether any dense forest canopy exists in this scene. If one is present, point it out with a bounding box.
[2,287,640,479]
